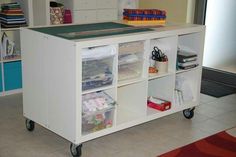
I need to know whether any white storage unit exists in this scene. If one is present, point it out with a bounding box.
[55,0,118,24]
[0,0,31,96]
[21,22,205,157]
[1,0,118,26]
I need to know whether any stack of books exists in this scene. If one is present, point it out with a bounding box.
[177,50,198,70]
[123,9,166,25]
[0,2,27,28]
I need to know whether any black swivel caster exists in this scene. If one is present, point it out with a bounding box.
[70,143,82,157]
[183,107,195,119]
[25,119,35,131]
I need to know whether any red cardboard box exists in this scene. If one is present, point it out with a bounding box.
[147,97,171,111]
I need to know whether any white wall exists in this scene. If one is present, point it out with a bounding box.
[203,0,236,73]
[186,0,196,23]
[139,0,189,23]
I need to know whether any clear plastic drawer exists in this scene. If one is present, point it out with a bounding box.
[82,46,116,91]
[118,62,142,81]
[82,106,114,135]
[82,91,115,135]
[119,41,144,55]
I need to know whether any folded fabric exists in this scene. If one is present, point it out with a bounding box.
[1,20,26,24]
[0,17,26,21]
[118,66,140,81]
[2,10,23,14]
[0,12,24,15]
[82,45,116,60]
[0,14,25,19]
[1,23,27,28]
[118,53,139,65]
[0,2,27,28]
[1,2,21,10]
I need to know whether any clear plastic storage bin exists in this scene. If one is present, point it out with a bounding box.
[82,106,114,135]
[119,41,144,55]
[82,46,116,91]
[118,42,144,82]
[82,91,115,135]
[118,62,143,81]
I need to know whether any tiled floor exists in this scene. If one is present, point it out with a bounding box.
[0,93,236,157]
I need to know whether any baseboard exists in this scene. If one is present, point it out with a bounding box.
[202,67,236,88]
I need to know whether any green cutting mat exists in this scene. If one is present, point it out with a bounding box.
[31,22,153,40]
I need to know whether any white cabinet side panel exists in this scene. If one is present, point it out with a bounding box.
[21,29,49,127]
[45,35,77,143]
[21,29,77,142]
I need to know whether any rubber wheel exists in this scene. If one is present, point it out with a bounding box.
[25,119,35,131]
[183,109,194,119]
[70,143,82,157]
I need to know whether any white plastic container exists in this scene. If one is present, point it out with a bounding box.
[155,61,168,73]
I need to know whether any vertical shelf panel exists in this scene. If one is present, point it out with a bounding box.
[32,0,49,26]
[3,61,22,91]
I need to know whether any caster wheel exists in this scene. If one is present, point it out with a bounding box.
[70,143,82,157]
[25,119,35,131]
[183,108,194,119]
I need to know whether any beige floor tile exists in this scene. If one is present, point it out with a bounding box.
[207,99,236,111]
[111,148,151,157]
[199,94,217,104]
[212,110,236,127]
[1,93,235,157]
[192,119,233,135]
[80,143,116,157]
[195,104,232,118]
[217,94,236,103]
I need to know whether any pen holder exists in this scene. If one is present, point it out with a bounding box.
[155,61,168,73]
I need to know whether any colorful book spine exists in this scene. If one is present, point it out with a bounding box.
[123,9,166,25]
[0,2,27,28]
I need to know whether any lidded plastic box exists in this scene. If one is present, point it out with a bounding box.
[82,46,116,90]
[118,41,144,81]
[82,91,115,134]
